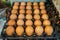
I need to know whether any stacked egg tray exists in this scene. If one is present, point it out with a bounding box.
[1,1,59,40]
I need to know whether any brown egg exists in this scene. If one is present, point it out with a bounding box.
[14,2,19,6]
[13,6,18,10]
[21,2,26,6]
[34,9,40,14]
[43,20,51,26]
[8,20,16,26]
[33,5,39,9]
[26,5,32,9]
[26,9,32,14]
[26,20,33,26]
[34,15,40,20]
[33,2,38,5]
[27,2,32,5]
[45,26,53,35]
[18,14,25,19]
[16,26,24,36]
[34,20,42,26]
[10,14,17,20]
[41,9,47,14]
[42,14,49,20]
[19,9,25,14]
[20,5,25,9]
[25,26,34,36]
[26,14,32,19]
[39,2,44,6]
[35,26,43,36]
[40,6,45,10]
[11,9,18,14]
[17,20,24,25]
[6,26,14,36]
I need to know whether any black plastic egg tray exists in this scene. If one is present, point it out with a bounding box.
[1,1,59,40]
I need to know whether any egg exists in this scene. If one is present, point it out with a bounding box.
[26,14,32,19]
[26,20,33,26]
[10,14,17,20]
[42,14,49,20]
[39,2,44,6]
[20,5,25,9]
[13,6,18,10]
[11,9,18,14]
[43,20,51,26]
[18,14,25,19]
[40,6,45,10]
[25,26,34,36]
[35,26,43,36]
[17,20,24,25]
[45,26,53,35]
[16,26,24,36]
[27,2,32,6]
[14,2,19,6]
[26,9,32,14]
[34,20,42,26]
[33,2,38,5]
[33,5,39,9]
[6,26,14,36]
[34,15,40,20]
[21,2,26,6]
[26,5,32,9]
[41,9,46,14]
[19,9,25,14]
[34,9,40,14]
[8,20,16,26]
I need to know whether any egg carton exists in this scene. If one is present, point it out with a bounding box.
[1,1,59,40]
